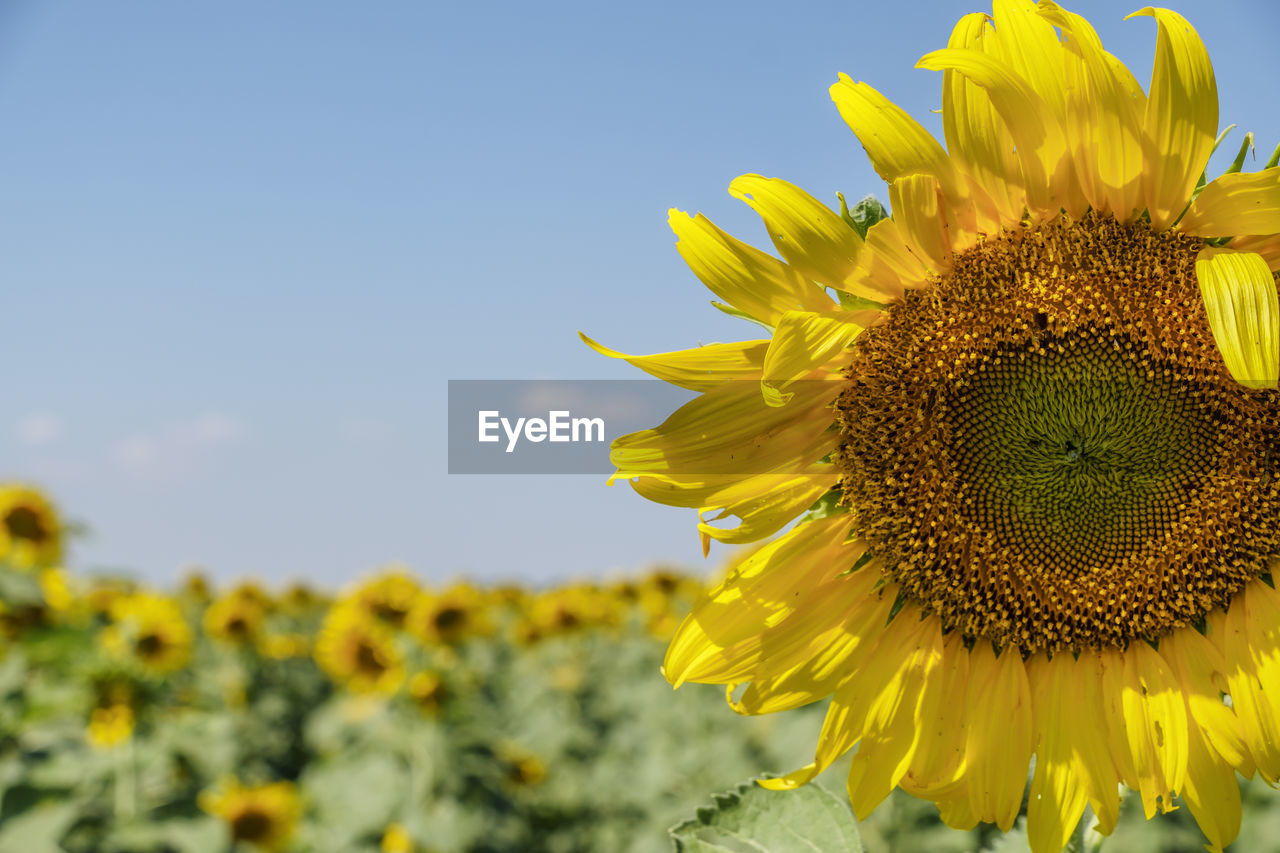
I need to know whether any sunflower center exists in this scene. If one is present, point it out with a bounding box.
[231,808,275,842]
[950,331,1217,576]
[834,213,1280,654]
[354,640,387,676]
[136,632,165,659]
[4,507,47,543]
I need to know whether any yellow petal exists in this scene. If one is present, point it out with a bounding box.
[760,310,871,406]
[1026,652,1090,853]
[1069,652,1124,836]
[662,516,856,686]
[844,217,933,298]
[1126,7,1218,229]
[1180,167,1280,237]
[684,562,878,685]
[963,641,1034,831]
[899,631,970,798]
[917,47,1072,218]
[698,472,839,545]
[829,77,954,192]
[669,209,833,325]
[1229,234,1280,272]
[986,0,1088,217]
[1037,1,1145,219]
[578,332,768,389]
[1181,706,1243,853]
[1195,249,1280,389]
[728,175,864,290]
[1221,579,1280,782]
[941,13,1024,227]
[1108,642,1188,819]
[845,612,945,818]
[730,579,896,715]
[888,174,952,270]
[1159,626,1254,776]
[610,377,841,479]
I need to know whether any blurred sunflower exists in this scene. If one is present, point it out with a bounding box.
[407,583,491,645]
[349,568,421,629]
[592,3,1280,852]
[86,677,140,749]
[407,670,446,715]
[204,585,269,645]
[0,484,62,569]
[200,779,301,853]
[102,593,193,673]
[381,823,414,853]
[315,604,405,694]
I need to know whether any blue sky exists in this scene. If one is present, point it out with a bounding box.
[4,0,1278,588]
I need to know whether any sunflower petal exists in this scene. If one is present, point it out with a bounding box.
[662,516,856,686]
[1027,653,1090,853]
[845,612,945,818]
[730,582,895,715]
[1126,7,1218,229]
[1194,249,1280,389]
[1037,1,1146,219]
[761,310,871,406]
[963,642,1034,831]
[698,472,839,545]
[610,377,841,479]
[916,47,1071,217]
[941,13,1024,227]
[1221,579,1280,782]
[1180,168,1280,237]
[729,175,865,290]
[888,174,953,269]
[844,217,933,297]
[578,333,768,389]
[670,209,833,325]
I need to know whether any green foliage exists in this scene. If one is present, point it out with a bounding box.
[669,779,862,853]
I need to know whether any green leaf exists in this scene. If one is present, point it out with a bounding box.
[982,818,1032,853]
[0,799,79,853]
[838,194,888,239]
[669,778,863,853]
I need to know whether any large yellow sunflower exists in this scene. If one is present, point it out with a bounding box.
[589,3,1280,852]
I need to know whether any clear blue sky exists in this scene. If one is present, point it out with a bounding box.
[4,0,1278,588]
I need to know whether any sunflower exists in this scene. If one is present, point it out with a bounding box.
[315,603,406,694]
[85,677,140,749]
[200,779,301,853]
[348,568,422,629]
[204,585,269,645]
[102,592,193,674]
[0,484,62,569]
[406,583,492,645]
[591,4,1280,852]
[407,670,447,715]
[381,823,415,853]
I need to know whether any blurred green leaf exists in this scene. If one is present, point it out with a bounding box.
[669,778,862,853]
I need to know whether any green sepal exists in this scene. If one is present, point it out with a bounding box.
[838,193,889,239]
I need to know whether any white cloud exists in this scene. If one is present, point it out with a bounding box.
[112,412,247,481]
[15,413,64,445]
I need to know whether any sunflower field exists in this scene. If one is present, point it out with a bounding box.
[5,482,1280,853]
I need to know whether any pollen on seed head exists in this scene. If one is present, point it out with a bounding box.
[834,212,1280,655]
